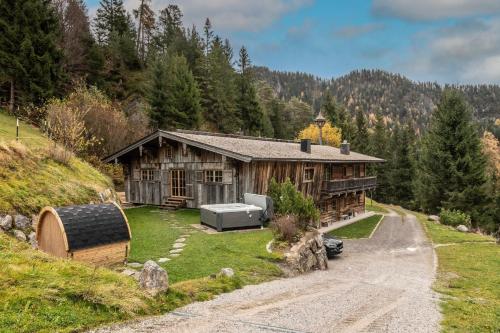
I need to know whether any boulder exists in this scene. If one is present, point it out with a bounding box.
[31,214,39,230]
[428,215,440,223]
[0,215,13,231]
[28,232,38,248]
[139,260,169,296]
[284,231,328,274]
[14,215,31,230]
[219,268,235,278]
[456,225,469,233]
[13,229,27,242]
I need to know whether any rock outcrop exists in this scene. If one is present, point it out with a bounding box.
[0,215,13,231]
[456,225,469,232]
[284,230,328,274]
[139,260,169,296]
[14,215,31,230]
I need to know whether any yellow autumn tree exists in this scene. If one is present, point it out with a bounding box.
[297,122,341,147]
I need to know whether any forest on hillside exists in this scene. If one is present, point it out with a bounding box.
[254,67,500,138]
[0,0,314,147]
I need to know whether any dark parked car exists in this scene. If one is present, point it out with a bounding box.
[322,234,343,258]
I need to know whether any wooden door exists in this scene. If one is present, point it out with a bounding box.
[170,169,186,197]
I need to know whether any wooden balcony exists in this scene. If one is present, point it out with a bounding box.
[322,176,377,194]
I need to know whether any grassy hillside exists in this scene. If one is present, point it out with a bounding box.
[0,232,156,332]
[0,111,112,215]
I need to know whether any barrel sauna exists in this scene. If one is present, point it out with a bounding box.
[36,203,131,265]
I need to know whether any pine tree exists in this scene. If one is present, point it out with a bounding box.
[53,0,94,84]
[154,4,184,56]
[414,90,489,226]
[0,0,64,111]
[236,46,263,135]
[322,91,338,126]
[94,0,129,44]
[147,55,201,129]
[352,108,369,153]
[203,18,213,56]
[369,111,389,202]
[337,105,354,142]
[201,37,240,133]
[387,124,415,207]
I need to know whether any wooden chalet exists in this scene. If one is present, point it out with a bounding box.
[104,130,384,224]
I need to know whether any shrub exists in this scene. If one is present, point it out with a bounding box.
[270,215,300,243]
[267,178,320,230]
[440,209,472,227]
[46,144,73,165]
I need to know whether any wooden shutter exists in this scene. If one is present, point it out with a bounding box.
[133,169,140,180]
[153,170,161,181]
[222,170,233,184]
[195,171,204,182]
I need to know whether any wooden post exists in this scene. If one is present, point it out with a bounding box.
[16,118,19,141]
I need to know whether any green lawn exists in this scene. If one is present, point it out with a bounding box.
[327,214,383,239]
[365,199,389,213]
[409,210,499,332]
[126,207,283,285]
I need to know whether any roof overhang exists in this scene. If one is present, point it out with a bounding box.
[103,130,386,164]
[103,130,253,163]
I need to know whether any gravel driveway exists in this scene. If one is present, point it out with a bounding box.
[91,212,441,333]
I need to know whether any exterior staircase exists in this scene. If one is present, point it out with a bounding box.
[162,197,186,210]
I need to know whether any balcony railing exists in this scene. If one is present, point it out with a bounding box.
[322,176,377,193]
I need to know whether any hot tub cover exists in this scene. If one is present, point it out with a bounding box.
[200,203,263,213]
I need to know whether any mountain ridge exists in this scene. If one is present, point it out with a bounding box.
[254,67,500,135]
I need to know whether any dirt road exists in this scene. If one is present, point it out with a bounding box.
[91,212,441,333]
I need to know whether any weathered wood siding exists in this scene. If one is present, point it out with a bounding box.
[124,139,238,208]
[238,161,324,201]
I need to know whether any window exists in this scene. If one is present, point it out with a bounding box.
[141,169,155,181]
[354,164,360,178]
[304,167,315,182]
[205,170,223,183]
[165,145,173,160]
[323,164,332,180]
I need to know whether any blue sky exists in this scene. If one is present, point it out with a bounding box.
[85,0,500,84]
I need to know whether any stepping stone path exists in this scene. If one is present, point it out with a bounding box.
[152,210,200,262]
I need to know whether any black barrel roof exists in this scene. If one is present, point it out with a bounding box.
[55,204,130,250]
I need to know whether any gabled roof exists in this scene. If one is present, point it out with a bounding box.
[103,130,384,164]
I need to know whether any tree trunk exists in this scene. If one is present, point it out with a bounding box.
[9,79,14,113]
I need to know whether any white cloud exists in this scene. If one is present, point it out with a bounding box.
[118,0,312,32]
[403,18,500,83]
[373,0,500,21]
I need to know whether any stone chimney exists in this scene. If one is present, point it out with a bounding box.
[300,139,311,153]
[340,140,350,155]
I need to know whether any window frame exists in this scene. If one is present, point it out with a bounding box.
[141,169,155,181]
[204,170,223,183]
[303,167,315,182]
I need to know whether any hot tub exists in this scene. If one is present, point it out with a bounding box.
[200,203,263,231]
